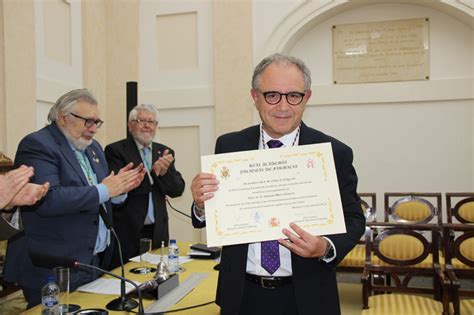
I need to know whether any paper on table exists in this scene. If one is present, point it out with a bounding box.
[129,252,193,265]
[76,278,140,295]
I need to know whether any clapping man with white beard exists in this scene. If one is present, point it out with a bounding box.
[105,104,185,268]
[4,89,145,308]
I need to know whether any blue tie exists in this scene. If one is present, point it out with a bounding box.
[142,147,152,171]
[261,139,284,274]
[74,150,108,254]
[74,151,94,185]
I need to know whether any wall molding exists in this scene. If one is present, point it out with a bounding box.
[308,78,473,106]
[140,86,214,109]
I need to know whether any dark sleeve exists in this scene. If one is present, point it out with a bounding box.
[104,144,127,174]
[15,135,99,217]
[151,148,185,198]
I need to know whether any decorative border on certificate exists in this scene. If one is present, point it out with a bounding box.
[202,143,346,246]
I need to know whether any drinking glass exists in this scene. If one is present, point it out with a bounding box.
[139,238,153,274]
[53,267,80,314]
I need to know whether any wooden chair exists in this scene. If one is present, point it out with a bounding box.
[0,152,21,298]
[384,192,442,225]
[337,193,376,273]
[362,222,450,315]
[446,193,474,224]
[443,223,474,315]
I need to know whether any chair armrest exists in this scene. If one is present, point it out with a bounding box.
[444,264,460,287]
[433,262,450,288]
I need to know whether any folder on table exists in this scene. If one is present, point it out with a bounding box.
[189,243,221,259]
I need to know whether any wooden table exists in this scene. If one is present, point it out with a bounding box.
[23,242,220,314]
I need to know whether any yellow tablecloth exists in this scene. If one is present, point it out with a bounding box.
[23,242,220,314]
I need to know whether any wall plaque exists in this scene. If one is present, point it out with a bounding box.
[333,18,429,84]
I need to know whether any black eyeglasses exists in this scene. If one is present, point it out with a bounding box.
[69,112,104,128]
[131,119,158,126]
[259,90,306,106]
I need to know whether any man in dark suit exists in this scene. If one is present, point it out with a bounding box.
[191,54,365,315]
[105,104,185,268]
[0,165,49,240]
[3,89,144,308]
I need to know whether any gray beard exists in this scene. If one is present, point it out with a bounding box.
[134,133,154,146]
[60,127,92,150]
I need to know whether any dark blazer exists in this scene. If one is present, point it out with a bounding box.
[192,122,365,315]
[3,123,114,291]
[105,138,185,267]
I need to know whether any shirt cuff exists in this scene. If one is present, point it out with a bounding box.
[321,237,337,263]
[96,183,110,204]
[111,193,127,204]
[193,203,206,222]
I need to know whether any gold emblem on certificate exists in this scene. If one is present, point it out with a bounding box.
[220,166,230,179]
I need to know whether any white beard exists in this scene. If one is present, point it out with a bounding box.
[61,128,92,150]
[134,133,154,146]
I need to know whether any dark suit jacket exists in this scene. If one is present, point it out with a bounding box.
[192,122,365,315]
[3,123,114,291]
[105,138,185,267]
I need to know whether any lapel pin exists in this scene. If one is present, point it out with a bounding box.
[92,150,100,164]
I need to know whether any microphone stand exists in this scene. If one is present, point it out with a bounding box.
[75,262,144,315]
[98,204,139,311]
[105,228,139,311]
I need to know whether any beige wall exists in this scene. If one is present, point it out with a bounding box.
[82,0,107,145]
[104,0,138,144]
[0,1,5,152]
[1,0,36,158]
[213,0,254,136]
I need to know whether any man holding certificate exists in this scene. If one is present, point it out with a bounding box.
[191,54,365,315]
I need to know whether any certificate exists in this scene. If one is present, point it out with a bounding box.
[201,143,346,246]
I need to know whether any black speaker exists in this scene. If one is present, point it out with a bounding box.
[126,82,137,139]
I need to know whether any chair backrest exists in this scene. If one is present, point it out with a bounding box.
[384,192,442,225]
[446,193,474,224]
[0,152,14,174]
[443,223,474,269]
[362,222,450,314]
[367,222,439,269]
[442,223,474,313]
[359,193,376,222]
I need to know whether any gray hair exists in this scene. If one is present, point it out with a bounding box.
[251,53,312,91]
[128,104,158,122]
[47,89,98,123]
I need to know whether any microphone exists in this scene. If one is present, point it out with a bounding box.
[136,279,158,292]
[29,251,77,269]
[29,251,145,315]
[99,204,139,312]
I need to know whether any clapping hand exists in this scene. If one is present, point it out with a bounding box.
[102,163,145,197]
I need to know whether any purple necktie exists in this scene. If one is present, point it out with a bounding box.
[261,139,283,274]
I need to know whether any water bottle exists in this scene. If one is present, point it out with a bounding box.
[41,275,59,315]
[168,239,179,273]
